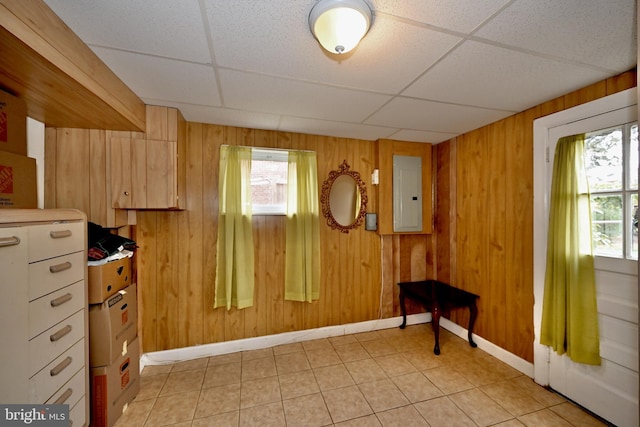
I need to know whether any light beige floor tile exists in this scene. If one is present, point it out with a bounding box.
[374,354,417,377]
[192,410,239,427]
[361,339,397,358]
[239,401,286,427]
[273,342,304,355]
[282,392,332,427]
[344,359,387,384]
[208,352,242,366]
[391,371,442,403]
[274,351,310,375]
[241,347,274,361]
[423,366,474,395]
[194,382,241,418]
[306,347,342,368]
[278,369,320,399]
[145,390,200,427]
[517,408,574,426]
[334,342,371,363]
[401,349,442,371]
[113,398,155,427]
[313,364,355,391]
[171,357,209,372]
[329,335,358,346]
[481,379,545,417]
[414,396,477,427]
[449,388,512,426]
[549,402,608,426]
[353,331,383,342]
[302,338,332,351]
[241,356,277,381]
[159,368,206,396]
[240,376,281,408]
[135,373,168,401]
[334,414,382,426]
[357,379,409,412]
[142,364,173,376]
[203,361,241,388]
[509,376,565,407]
[492,420,526,426]
[375,405,429,427]
[322,385,373,423]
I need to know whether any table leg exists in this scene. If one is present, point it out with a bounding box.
[399,290,407,329]
[467,300,478,348]
[432,305,441,355]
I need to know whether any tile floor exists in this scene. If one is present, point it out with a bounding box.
[115,324,608,427]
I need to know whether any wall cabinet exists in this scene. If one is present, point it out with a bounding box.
[0,209,88,427]
[377,139,432,235]
[110,106,186,210]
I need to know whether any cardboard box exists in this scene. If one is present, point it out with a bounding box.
[0,90,27,156]
[0,151,36,208]
[88,257,132,304]
[90,336,140,427]
[89,284,137,367]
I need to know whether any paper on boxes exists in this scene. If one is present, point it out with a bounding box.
[0,151,36,208]
[0,90,27,156]
[88,257,132,304]
[90,336,140,427]
[89,284,137,367]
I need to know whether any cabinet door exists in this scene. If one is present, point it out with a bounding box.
[146,139,178,208]
[0,227,29,402]
[110,136,133,209]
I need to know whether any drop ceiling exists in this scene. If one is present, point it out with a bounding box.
[43,0,636,143]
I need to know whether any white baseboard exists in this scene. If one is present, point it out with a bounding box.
[140,313,533,378]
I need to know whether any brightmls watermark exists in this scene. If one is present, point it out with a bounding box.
[0,405,68,426]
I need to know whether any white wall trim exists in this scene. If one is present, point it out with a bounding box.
[140,314,533,378]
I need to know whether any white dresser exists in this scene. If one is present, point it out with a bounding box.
[0,209,89,427]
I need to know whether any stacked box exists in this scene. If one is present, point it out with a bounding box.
[88,257,139,427]
[0,90,36,208]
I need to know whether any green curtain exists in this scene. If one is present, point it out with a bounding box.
[285,151,321,302]
[214,145,255,310]
[540,134,601,365]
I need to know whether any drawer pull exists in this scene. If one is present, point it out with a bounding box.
[50,293,72,307]
[50,325,72,342]
[53,387,73,405]
[50,357,72,376]
[50,229,72,239]
[49,261,72,274]
[0,236,20,247]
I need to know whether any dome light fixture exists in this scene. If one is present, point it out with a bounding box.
[309,0,373,55]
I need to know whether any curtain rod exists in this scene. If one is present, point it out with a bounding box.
[220,144,316,153]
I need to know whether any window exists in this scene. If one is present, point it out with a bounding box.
[584,122,638,259]
[250,148,288,215]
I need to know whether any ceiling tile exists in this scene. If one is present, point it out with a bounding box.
[44,0,211,63]
[279,117,397,141]
[389,129,458,144]
[157,102,281,131]
[91,47,221,107]
[204,1,461,93]
[403,40,610,111]
[375,0,512,33]
[219,69,392,123]
[366,97,513,134]
[475,0,636,72]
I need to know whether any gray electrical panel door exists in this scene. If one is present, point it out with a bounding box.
[393,155,422,232]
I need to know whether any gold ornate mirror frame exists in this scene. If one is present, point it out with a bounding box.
[320,160,368,233]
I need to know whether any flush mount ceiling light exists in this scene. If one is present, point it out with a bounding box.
[309,0,373,55]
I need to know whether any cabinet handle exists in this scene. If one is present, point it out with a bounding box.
[0,236,20,247]
[50,325,72,342]
[49,261,72,274]
[50,357,72,376]
[53,388,73,405]
[49,229,72,239]
[50,293,72,307]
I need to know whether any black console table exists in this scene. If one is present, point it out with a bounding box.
[398,280,479,355]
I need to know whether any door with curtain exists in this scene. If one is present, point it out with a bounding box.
[533,89,638,427]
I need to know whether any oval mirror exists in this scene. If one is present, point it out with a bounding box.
[321,160,368,233]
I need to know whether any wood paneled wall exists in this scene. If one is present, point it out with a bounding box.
[435,69,637,363]
[135,125,388,352]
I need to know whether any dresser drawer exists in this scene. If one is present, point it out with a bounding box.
[29,281,85,340]
[46,366,85,411]
[29,251,84,302]
[28,221,84,263]
[70,395,86,427]
[29,338,84,403]
[30,309,85,377]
